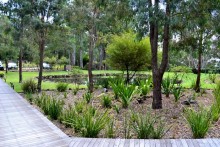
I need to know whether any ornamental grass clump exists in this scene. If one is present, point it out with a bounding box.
[118,84,136,108]
[83,92,92,103]
[184,108,211,138]
[101,95,112,108]
[56,82,69,92]
[35,94,63,120]
[162,74,178,97]
[21,79,37,94]
[109,77,124,99]
[173,86,182,102]
[138,77,152,96]
[130,111,166,139]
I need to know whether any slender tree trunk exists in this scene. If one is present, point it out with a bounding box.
[149,0,170,109]
[126,66,129,84]
[19,48,22,83]
[99,46,103,70]
[5,59,8,74]
[195,33,203,92]
[88,33,94,93]
[37,33,45,92]
[79,34,83,68]
[71,44,76,66]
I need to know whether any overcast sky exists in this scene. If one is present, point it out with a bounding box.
[0,0,8,3]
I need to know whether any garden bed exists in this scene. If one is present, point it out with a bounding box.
[22,88,220,139]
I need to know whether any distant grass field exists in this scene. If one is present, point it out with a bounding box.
[0,70,218,92]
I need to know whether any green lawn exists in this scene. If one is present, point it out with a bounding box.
[1,70,217,92]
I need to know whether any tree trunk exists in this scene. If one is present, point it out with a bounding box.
[5,59,8,74]
[79,35,83,68]
[126,66,129,84]
[71,44,76,66]
[99,46,103,70]
[152,73,163,109]
[149,0,170,109]
[195,33,203,92]
[19,48,22,83]
[37,34,45,92]
[88,33,93,93]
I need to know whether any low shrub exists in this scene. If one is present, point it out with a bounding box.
[130,111,166,139]
[105,119,115,138]
[138,77,152,96]
[96,78,110,89]
[173,86,182,102]
[208,73,217,83]
[73,84,80,95]
[211,103,220,122]
[21,79,37,94]
[184,108,211,138]
[56,82,69,92]
[0,73,4,78]
[113,104,120,114]
[35,94,63,120]
[25,93,33,103]
[83,92,92,103]
[170,66,191,73]
[109,77,124,99]
[101,95,112,108]
[118,84,136,108]
[162,75,178,97]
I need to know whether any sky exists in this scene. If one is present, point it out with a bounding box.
[0,0,8,3]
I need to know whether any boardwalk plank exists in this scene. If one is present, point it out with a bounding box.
[144,139,151,147]
[113,138,120,147]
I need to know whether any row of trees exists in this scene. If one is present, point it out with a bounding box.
[0,0,220,109]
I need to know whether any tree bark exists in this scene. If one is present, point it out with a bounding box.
[88,33,94,93]
[149,0,170,109]
[195,32,203,92]
[37,32,45,92]
[5,59,8,74]
[79,34,83,68]
[19,48,22,83]
[71,44,76,66]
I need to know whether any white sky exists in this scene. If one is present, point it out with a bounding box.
[0,0,8,3]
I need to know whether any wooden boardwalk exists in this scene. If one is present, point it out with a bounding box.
[0,79,219,147]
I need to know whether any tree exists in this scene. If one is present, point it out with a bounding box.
[107,32,151,83]
[30,0,66,92]
[0,15,17,73]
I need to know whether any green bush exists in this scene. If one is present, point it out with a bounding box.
[211,103,220,122]
[60,106,77,128]
[173,86,182,102]
[56,82,69,92]
[118,84,136,108]
[21,79,37,94]
[25,93,33,103]
[101,95,112,108]
[0,73,4,78]
[96,78,110,89]
[109,76,124,99]
[130,111,166,139]
[170,66,191,73]
[35,94,63,120]
[83,92,92,103]
[73,84,79,95]
[184,108,211,138]
[208,73,217,83]
[162,74,178,97]
[105,119,115,138]
[138,77,152,96]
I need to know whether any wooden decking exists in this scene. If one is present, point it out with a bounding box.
[0,79,219,147]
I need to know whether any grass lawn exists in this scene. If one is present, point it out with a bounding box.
[1,70,218,92]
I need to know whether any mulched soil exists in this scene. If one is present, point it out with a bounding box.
[21,88,220,139]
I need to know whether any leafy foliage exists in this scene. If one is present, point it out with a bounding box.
[101,95,112,108]
[173,86,182,102]
[138,76,152,96]
[106,32,151,83]
[162,74,178,97]
[117,84,136,108]
[184,108,211,138]
[21,79,37,94]
[56,82,68,92]
[83,92,92,103]
[35,93,64,120]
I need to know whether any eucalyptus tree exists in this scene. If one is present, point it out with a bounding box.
[171,0,220,92]
[30,0,67,92]
[0,15,17,73]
